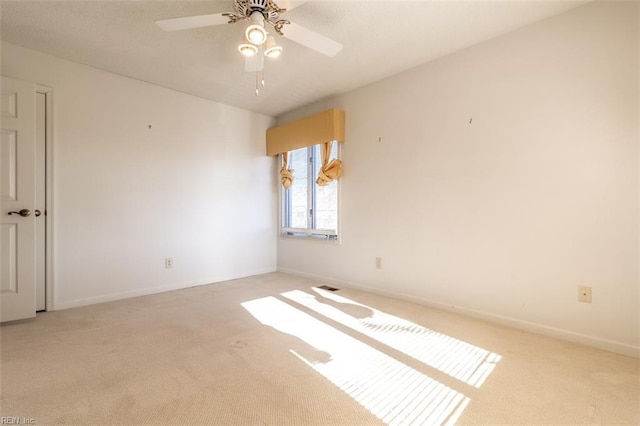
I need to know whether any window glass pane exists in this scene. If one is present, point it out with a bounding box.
[314,143,338,231]
[289,148,309,229]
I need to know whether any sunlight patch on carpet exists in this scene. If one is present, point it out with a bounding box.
[283,288,502,388]
[242,296,470,425]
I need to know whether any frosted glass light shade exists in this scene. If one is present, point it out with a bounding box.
[264,35,282,58]
[238,42,258,56]
[245,11,267,45]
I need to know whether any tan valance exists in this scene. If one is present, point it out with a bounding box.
[266,108,345,156]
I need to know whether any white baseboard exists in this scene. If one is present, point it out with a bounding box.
[52,267,277,311]
[277,267,640,359]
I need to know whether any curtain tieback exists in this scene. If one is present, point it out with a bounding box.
[280,167,294,189]
[316,159,343,186]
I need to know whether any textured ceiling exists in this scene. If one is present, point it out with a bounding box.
[0,0,587,117]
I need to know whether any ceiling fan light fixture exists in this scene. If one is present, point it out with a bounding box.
[245,11,267,45]
[156,0,345,96]
[264,35,282,58]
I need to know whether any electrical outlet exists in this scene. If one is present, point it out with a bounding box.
[375,257,382,269]
[578,285,592,303]
[165,257,173,269]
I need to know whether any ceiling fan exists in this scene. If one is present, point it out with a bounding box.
[155,0,343,58]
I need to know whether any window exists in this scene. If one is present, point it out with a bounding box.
[281,144,339,240]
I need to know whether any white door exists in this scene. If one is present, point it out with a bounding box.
[1,76,37,322]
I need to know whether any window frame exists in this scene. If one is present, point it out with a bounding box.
[280,144,340,242]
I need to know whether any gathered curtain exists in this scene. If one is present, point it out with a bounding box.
[316,141,342,186]
[280,151,294,189]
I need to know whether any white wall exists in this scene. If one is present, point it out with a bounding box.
[277,2,639,356]
[1,42,277,309]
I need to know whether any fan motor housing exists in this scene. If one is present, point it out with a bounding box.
[250,0,269,9]
[235,0,281,22]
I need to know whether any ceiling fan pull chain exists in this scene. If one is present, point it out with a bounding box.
[259,43,264,88]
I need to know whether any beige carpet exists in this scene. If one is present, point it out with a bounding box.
[1,272,638,425]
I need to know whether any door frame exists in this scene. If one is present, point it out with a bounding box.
[36,84,54,312]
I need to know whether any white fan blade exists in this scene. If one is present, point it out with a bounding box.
[245,53,264,72]
[282,21,343,57]
[155,13,228,32]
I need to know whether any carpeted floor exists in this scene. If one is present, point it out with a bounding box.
[1,272,638,425]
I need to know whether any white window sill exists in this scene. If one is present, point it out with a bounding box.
[279,228,340,244]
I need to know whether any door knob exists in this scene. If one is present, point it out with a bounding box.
[8,209,31,217]
[35,209,42,217]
